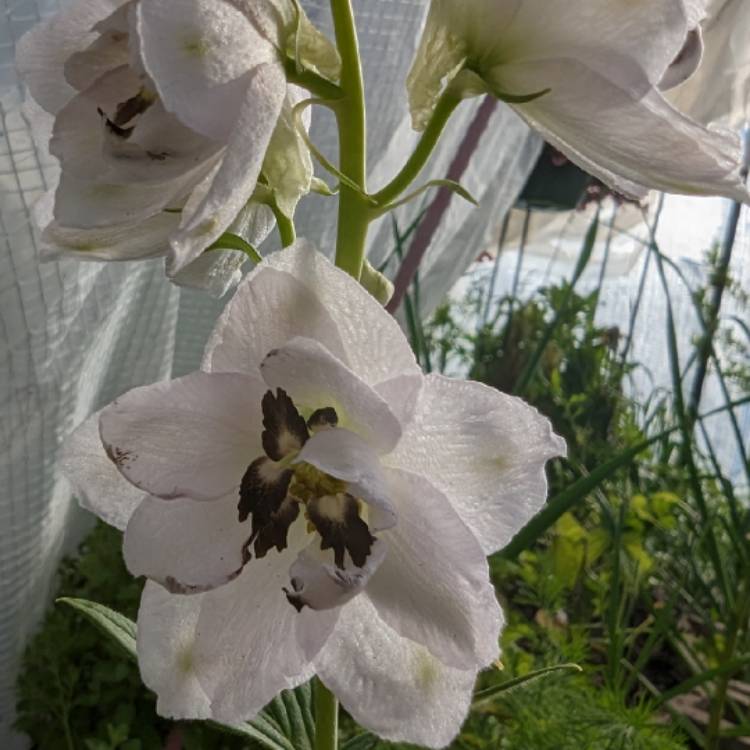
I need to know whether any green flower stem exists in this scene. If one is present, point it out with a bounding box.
[314,678,339,750]
[269,200,297,247]
[371,91,461,208]
[330,0,369,279]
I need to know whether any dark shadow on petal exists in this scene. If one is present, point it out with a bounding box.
[239,455,292,524]
[261,388,309,461]
[307,407,338,433]
[307,493,375,569]
[253,495,301,558]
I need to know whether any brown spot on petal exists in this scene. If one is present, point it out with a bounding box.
[307,407,338,433]
[307,493,375,569]
[261,389,309,461]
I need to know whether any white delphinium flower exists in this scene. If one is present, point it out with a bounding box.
[63,242,565,748]
[17,0,337,295]
[408,0,750,203]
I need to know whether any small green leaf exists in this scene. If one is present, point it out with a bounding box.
[207,232,262,264]
[472,664,582,707]
[57,597,136,659]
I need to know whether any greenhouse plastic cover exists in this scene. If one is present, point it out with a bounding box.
[0,0,541,744]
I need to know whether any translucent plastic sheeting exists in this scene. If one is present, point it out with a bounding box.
[460,193,750,487]
[0,1,539,745]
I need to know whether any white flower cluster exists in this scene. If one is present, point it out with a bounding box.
[18,0,337,295]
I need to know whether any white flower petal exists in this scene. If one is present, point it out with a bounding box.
[124,493,249,593]
[384,374,565,555]
[374,374,423,428]
[497,57,749,202]
[16,0,130,115]
[135,0,277,141]
[260,338,402,454]
[203,264,347,376]
[60,411,145,530]
[284,539,386,612]
[367,467,503,669]
[63,5,131,93]
[138,582,213,719]
[659,27,704,91]
[205,242,420,386]
[190,522,331,723]
[316,595,478,749]
[99,371,266,501]
[167,62,287,274]
[41,213,177,261]
[503,0,696,88]
[296,428,396,531]
[170,249,246,297]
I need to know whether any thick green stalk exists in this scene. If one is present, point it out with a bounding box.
[330,0,368,279]
[371,91,460,208]
[314,678,338,750]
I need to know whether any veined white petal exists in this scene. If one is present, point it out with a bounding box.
[124,493,250,593]
[136,0,277,141]
[167,62,286,274]
[204,242,420,385]
[284,538,386,612]
[60,411,145,530]
[498,57,750,202]
[316,595,478,749]
[296,428,396,531]
[137,582,213,719]
[366,467,503,669]
[16,0,131,114]
[41,213,177,261]
[203,263,348,376]
[384,374,565,555]
[191,522,328,723]
[99,371,266,501]
[260,338,402,455]
[170,249,246,297]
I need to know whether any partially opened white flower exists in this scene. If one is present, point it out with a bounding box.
[63,242,564,748]
[17,0,336,294]
[408,0,750,203]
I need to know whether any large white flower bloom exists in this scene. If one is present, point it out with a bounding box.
[408,0,750,203]
[63,242,564,747]
[17,0,336,294]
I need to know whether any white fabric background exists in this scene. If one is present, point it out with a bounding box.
[0,1,539,745]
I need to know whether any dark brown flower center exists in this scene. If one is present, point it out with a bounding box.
[238,388,376,569]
